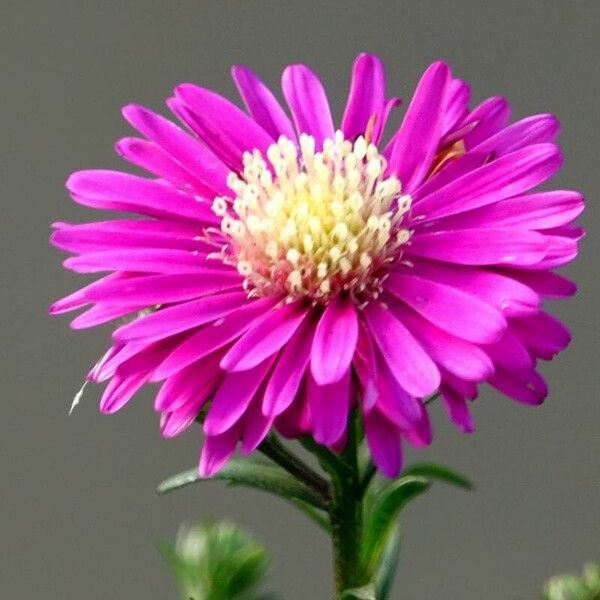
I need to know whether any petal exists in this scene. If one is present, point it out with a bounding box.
[364,409,403,478]
[263,316,316,417]
[113,291,248,342]
[100,373,148,414]
[199,423,243,477]
[64,249,222,274]
[407,228,550,266]
[115,137,210,192]
[240,397,274,454]
[121,105,230,196]
[394,303,495,381]
[363,302,440,397]
[440,384,474,433]
[488,368,548,405]
[455,96,510,148]
[66,169,218,224]
[470,113,560,156]
[306,370,350,446]
[433,190,583,231]
[484,330,533,373]
[505,270,576,299]
[174,83,274,159]
[231,65,297,142]
[220,301,308,372]
[404,258,540,317]
[83,271,241,305]
[70,302,145,330]
[386,273,506,344]
[341,53,386,141]
[388,61,452,191]
[509,312,571,360]
[204,357,275,436]
[152,296,280,380]
[412,144,562,221]
[311,295,359,385]
[282,64,334,147]
[442,79,470,136]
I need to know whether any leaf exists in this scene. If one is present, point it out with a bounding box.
[401,462,474,490]
[157,457,327,509]
[361,476,431,576]
[374,528,402,600]
[340,583,377,600]
[288,498,331,532]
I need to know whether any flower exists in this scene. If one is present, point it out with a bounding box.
[51,54,583,478]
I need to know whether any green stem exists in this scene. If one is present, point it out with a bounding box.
[258,433,331,503]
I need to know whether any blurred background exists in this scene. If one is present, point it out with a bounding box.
[1,1,598,598]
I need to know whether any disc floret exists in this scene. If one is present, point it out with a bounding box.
[212,131,412,304]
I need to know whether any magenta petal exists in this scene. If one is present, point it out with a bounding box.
[307,370,350,446]
[341,53,386,141]
[442,79,471,136]
[231,65,297,142]
[175,83,274,159]
[489,368,548,405]
[387,273,506,344]
[70,302,146,330]
[471,113,560,157]
[484,330,533,373]
[388,61,451,191]
[84,271,241,306]
[240,397,274,454]
[510,312,571,360]
[100,373,148,414]
[282,64,334,147]
[199,423,242,477]
[440,385,474,433]
[311,295,358,385]
[456,96,510,148]
[122,104,230,196]
[220,301,308,372]
[263,316,316,417]
[113,291,248,342]
[507,271,577,299]
[66,169,217,224]
[204,356,275,436]
[408,228,549,266]
[353,323,379,412]
[364,409,403,478]
[405,259,540,317]
[413,144,562,222]
[115,137,209,192]
[152,296,280,380]
[363,302,440,397]
[395,303,495,382]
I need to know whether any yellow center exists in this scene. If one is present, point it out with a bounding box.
[211,131,412,304]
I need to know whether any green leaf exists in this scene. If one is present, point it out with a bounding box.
[157,457,327,510]
[340,583,377,600]
[362,476,431,576]
[288,498,331,532]
[374,528,402,600]
[401,462,474,490]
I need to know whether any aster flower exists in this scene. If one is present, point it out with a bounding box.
[51,54,583,479]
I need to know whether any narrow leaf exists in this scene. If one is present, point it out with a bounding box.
[157,457,327,509]
[375,528,402,600]
[362,476,431,576]
[402,462,474,490]
[340,583,377,600]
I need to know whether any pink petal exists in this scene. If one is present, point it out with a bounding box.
[341,53,386,141]
[199,422,243,477]
[113,291,248,342]
[388,61,452,192]
[122,104,230,196]
[311,295,358,385]
[263,316,316,417]
[152,296,280,380]
[386,273,506,344]
[282,64,334,147]
[364,409,403,478]
[412,144,562,222]
[231,65,297,142]
[204,356,275,436]
[99,373,148,414]
[408,228,550,266]
[220,301,308,372]
[66,169,218,224]
[363,302,440,397]
[306,370,350,446]
[488,368,548,405]
[440,385,474,433]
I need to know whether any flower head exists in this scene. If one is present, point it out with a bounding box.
[51,54,583,478]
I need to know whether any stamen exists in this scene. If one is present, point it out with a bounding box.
[211,131,412,304]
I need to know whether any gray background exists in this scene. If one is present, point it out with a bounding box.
[1,1,599,598]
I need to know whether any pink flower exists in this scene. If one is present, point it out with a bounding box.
[51,54,583,478]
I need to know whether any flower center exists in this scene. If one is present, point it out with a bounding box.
[211,131,412,304]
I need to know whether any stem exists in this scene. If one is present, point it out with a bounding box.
[258,433,331,503]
